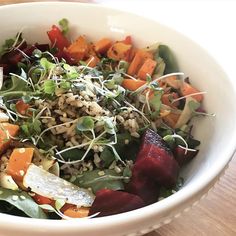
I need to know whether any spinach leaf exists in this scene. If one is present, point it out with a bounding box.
[155,45,179,74]
[0,75,30,98]
[73,169,128,193]
[0,187,47,219]
[59,149,87,161]
[100,146,115,167]
[114,133,141,161]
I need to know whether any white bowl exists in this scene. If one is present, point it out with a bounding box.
[0,2,236,236]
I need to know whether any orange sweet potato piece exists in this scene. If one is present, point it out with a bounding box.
[180,82,203,102]
[0,123,19,155]
[122,79,146,91]
[161,93,180,108]
[66,36,89,62]
[107,42,132,61]
[61,204,89,218]
[137,58,157,80]
[85,55,100,68]
[6,148,34,182]
[94,38,112,54]
[127,50,153,76]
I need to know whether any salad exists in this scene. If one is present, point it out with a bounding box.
[0,19,206,219]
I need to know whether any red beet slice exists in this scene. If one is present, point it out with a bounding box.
[126,169,159,204]
[55,50,76,65]
[133,129,179,188]
[173,146,199,166]
[134,154,179,188]
[35,43,50,52]
[136,129,173,162]
[89,189,145,217]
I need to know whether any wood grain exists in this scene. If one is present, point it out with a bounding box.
[0,1,235,236]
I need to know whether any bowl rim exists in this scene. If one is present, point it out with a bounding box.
[0,1,236,232]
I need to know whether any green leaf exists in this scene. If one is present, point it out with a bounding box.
[0,75,30,98]
[100,146,115,167]
[76,116,94,132]
[155,45,179,74]
[0,32,22,57]
[188,100,201,112]
[59,149,87,161]
[33,119,42,134]
[73,169,127,193]
[149,90,163,113]
[0,187,47,219]
[59,18,69,35]
[43,80,56,94]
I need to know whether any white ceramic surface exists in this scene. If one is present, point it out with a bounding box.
[0,2,236,236]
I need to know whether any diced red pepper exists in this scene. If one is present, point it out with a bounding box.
[47,25,70,51]
[32,193,54,205]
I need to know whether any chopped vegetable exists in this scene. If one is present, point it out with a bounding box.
[0,187,47,219]
[66,36,89,62]
[94,38,112,54]
[6,148,34,182]
[137,58,157,80]
[107,42,132,61]
[127,50,153,76]
[32,193,54,205]
[156,45,179,74]
[89,189,145,217]
[47,25,70,51]
[15,100,30,115]
[0,123,19,155]
[23,164,95,207]
[121,79,146,91]
[180,81,204,102]
[61,204,89,218]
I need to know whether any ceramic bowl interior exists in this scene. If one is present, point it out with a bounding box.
[0,2,236,236]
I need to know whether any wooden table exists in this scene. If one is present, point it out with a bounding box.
[0,1,236,235]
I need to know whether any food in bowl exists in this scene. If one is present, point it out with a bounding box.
[0,19,207,219]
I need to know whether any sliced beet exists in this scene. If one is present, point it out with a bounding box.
[134,154,179,188]
[136,129,172,162]
[2,45,36,65]
[133,129,179,188]
[55,50,76,65]
[126,169,159,204]
[89,189,145,217]
[173,146,199,166]
[35,43,50,52]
